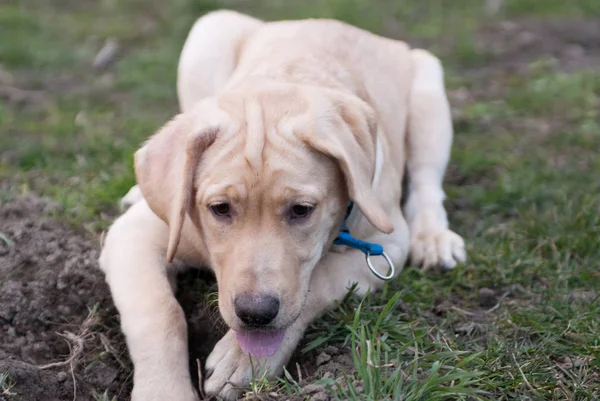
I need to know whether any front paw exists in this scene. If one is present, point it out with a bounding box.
[410,228,466,270]
[204,330,292,400]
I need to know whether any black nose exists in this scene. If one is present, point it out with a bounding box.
[234,294,280,327]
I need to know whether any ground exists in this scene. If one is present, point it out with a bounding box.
[0,0,599,400]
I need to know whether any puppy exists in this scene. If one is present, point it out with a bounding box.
[100,10,465,401]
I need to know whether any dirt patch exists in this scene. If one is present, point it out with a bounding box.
[0,196,128,401]
[477,18,600,72]
[441,17,600,83]
[0,196,354,400]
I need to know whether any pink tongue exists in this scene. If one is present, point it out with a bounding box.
[235,329,286,357]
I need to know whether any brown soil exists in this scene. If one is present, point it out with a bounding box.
[0,196,127,401]
[474,18,600,74]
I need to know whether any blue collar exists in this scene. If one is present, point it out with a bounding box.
[332,202,395,280]
[333,202,384,256]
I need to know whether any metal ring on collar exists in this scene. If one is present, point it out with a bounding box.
[365,251,395,280]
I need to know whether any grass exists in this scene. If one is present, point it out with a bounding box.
[330,293,487,400]
[0,372,16,397]
[1,0,599,400]
[92,390,117,401]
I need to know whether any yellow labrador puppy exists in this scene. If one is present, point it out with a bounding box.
[100,10,465,401]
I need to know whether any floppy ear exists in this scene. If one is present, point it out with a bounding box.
[134,111,219,262]
[302,92,394,234]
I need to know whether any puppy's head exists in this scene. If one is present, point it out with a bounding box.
[135,82,392,356]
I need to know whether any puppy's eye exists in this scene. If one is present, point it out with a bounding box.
[210,203,231,218]
[290,204,314,220]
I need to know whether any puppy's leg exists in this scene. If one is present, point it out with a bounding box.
[404,49,466,270]
[99,201,199,401]
[204,212,408,400]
